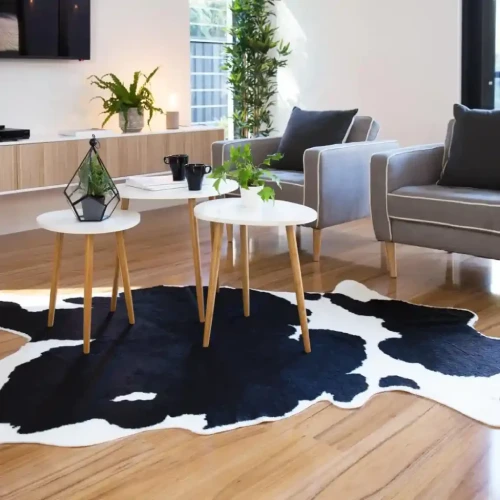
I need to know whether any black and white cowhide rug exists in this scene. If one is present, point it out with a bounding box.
[0,281,499,447]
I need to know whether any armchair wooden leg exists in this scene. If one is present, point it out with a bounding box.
[313,229,322,262]
[385,242,397,279]
[83,235,94,354]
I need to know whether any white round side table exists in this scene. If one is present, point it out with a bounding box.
[194,198,318,353]
[37,209,141,354]
[116,177,238,323]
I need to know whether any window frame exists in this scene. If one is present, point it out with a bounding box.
[189,1,232,129]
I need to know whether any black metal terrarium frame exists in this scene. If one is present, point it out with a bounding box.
[64,135,120,222]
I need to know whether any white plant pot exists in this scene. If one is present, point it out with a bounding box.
[240,186,263,209]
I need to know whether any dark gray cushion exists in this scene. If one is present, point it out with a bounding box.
[438,104,500,190]
[274,107,358,172]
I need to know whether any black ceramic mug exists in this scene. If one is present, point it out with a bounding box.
[164,154,189,181]
[185,163,212,191]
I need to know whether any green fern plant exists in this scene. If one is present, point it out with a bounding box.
[210,145,282,202]
[224,0,291,138]
[88,68,164,129]
[79,154,114,198]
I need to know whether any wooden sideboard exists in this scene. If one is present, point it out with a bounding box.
[0,127,224,193]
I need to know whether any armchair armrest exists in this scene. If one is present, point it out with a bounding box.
[212,136,282,167]
[370,144,445,241]
[303,140,400,229]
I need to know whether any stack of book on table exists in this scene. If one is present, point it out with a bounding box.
[125,176,187,191]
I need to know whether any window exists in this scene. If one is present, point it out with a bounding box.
[189,0,231,127]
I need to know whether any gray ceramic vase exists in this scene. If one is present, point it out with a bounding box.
[119,108,145,133]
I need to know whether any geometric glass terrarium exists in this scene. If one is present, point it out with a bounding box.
[64,135,120,222]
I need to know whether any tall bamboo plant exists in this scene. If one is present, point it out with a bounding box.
[224,0,291,138]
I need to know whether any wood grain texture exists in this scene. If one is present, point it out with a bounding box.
[240,225,250,317]
[183,130,224,165]
[47,233,64,327]
[313,228,322,263]
[188,198,205,323]
[204,221,223,347]
[116,231,135,325]
[83,234,94,355]
[385,241,398,278]
[1,210,500,499]
[286,225,311,353]
[17,143,45,189]
[42,141,81,186]
[0,145,18,192]
[11,129,224,191]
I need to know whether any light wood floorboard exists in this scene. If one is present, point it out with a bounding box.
[1,205,500,499]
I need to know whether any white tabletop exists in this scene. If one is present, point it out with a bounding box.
[194,199,318,227]
[37,209,141,235]
[118,178,239,201]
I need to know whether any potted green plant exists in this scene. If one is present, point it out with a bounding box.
[79,154,116,220]
[224,0,291,138]
[89,68,164,133]
[211,145,282,207]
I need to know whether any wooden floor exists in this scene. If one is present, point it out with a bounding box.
[1,205,500,500]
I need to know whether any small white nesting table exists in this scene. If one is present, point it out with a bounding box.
[194,198,318,353]
[37,209,141,354]
[116,178,238,323]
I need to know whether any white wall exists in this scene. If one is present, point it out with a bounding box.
[0,0,191,235]
[0,0,191,133]
[275,0,462,146]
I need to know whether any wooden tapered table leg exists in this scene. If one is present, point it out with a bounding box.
[210,222,221,293]
[111,198,130,312]
[240,225,250,317]
[48,233,64,327]
[203,222,223,347]
[37,208,141,356]
[286,225,311,353]
[116,231,135,325]
[83,235,94,354]
[188,198,205,323]
[226,224,234,244]
[209,196,220,292]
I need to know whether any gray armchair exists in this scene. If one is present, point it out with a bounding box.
[213,116,399,261]
[371,120,500,278]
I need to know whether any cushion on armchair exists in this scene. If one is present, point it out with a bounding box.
[438,104,500,190]
[274,107,359,172]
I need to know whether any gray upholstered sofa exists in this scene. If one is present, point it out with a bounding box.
[212,116,399,261]
[371,121,500,278]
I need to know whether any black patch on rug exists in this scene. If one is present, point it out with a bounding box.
[0,287,368,435]
[379,376,420,390]
[326,293,500,378]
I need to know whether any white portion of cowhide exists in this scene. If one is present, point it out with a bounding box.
[112,393,157,402]
[0,280,499,447]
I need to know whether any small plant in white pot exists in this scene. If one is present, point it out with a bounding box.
[211,145,282,207]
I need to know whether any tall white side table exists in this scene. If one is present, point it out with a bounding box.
[115,178,238,323]
[194,198,318,353]
[37,209,141,354]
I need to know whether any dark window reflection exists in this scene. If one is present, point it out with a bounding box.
[0,0,90,59]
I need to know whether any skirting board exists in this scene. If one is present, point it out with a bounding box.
[0,186,185,235]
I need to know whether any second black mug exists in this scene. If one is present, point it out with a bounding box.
[185,164,212,191]
[164,154,189,181]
